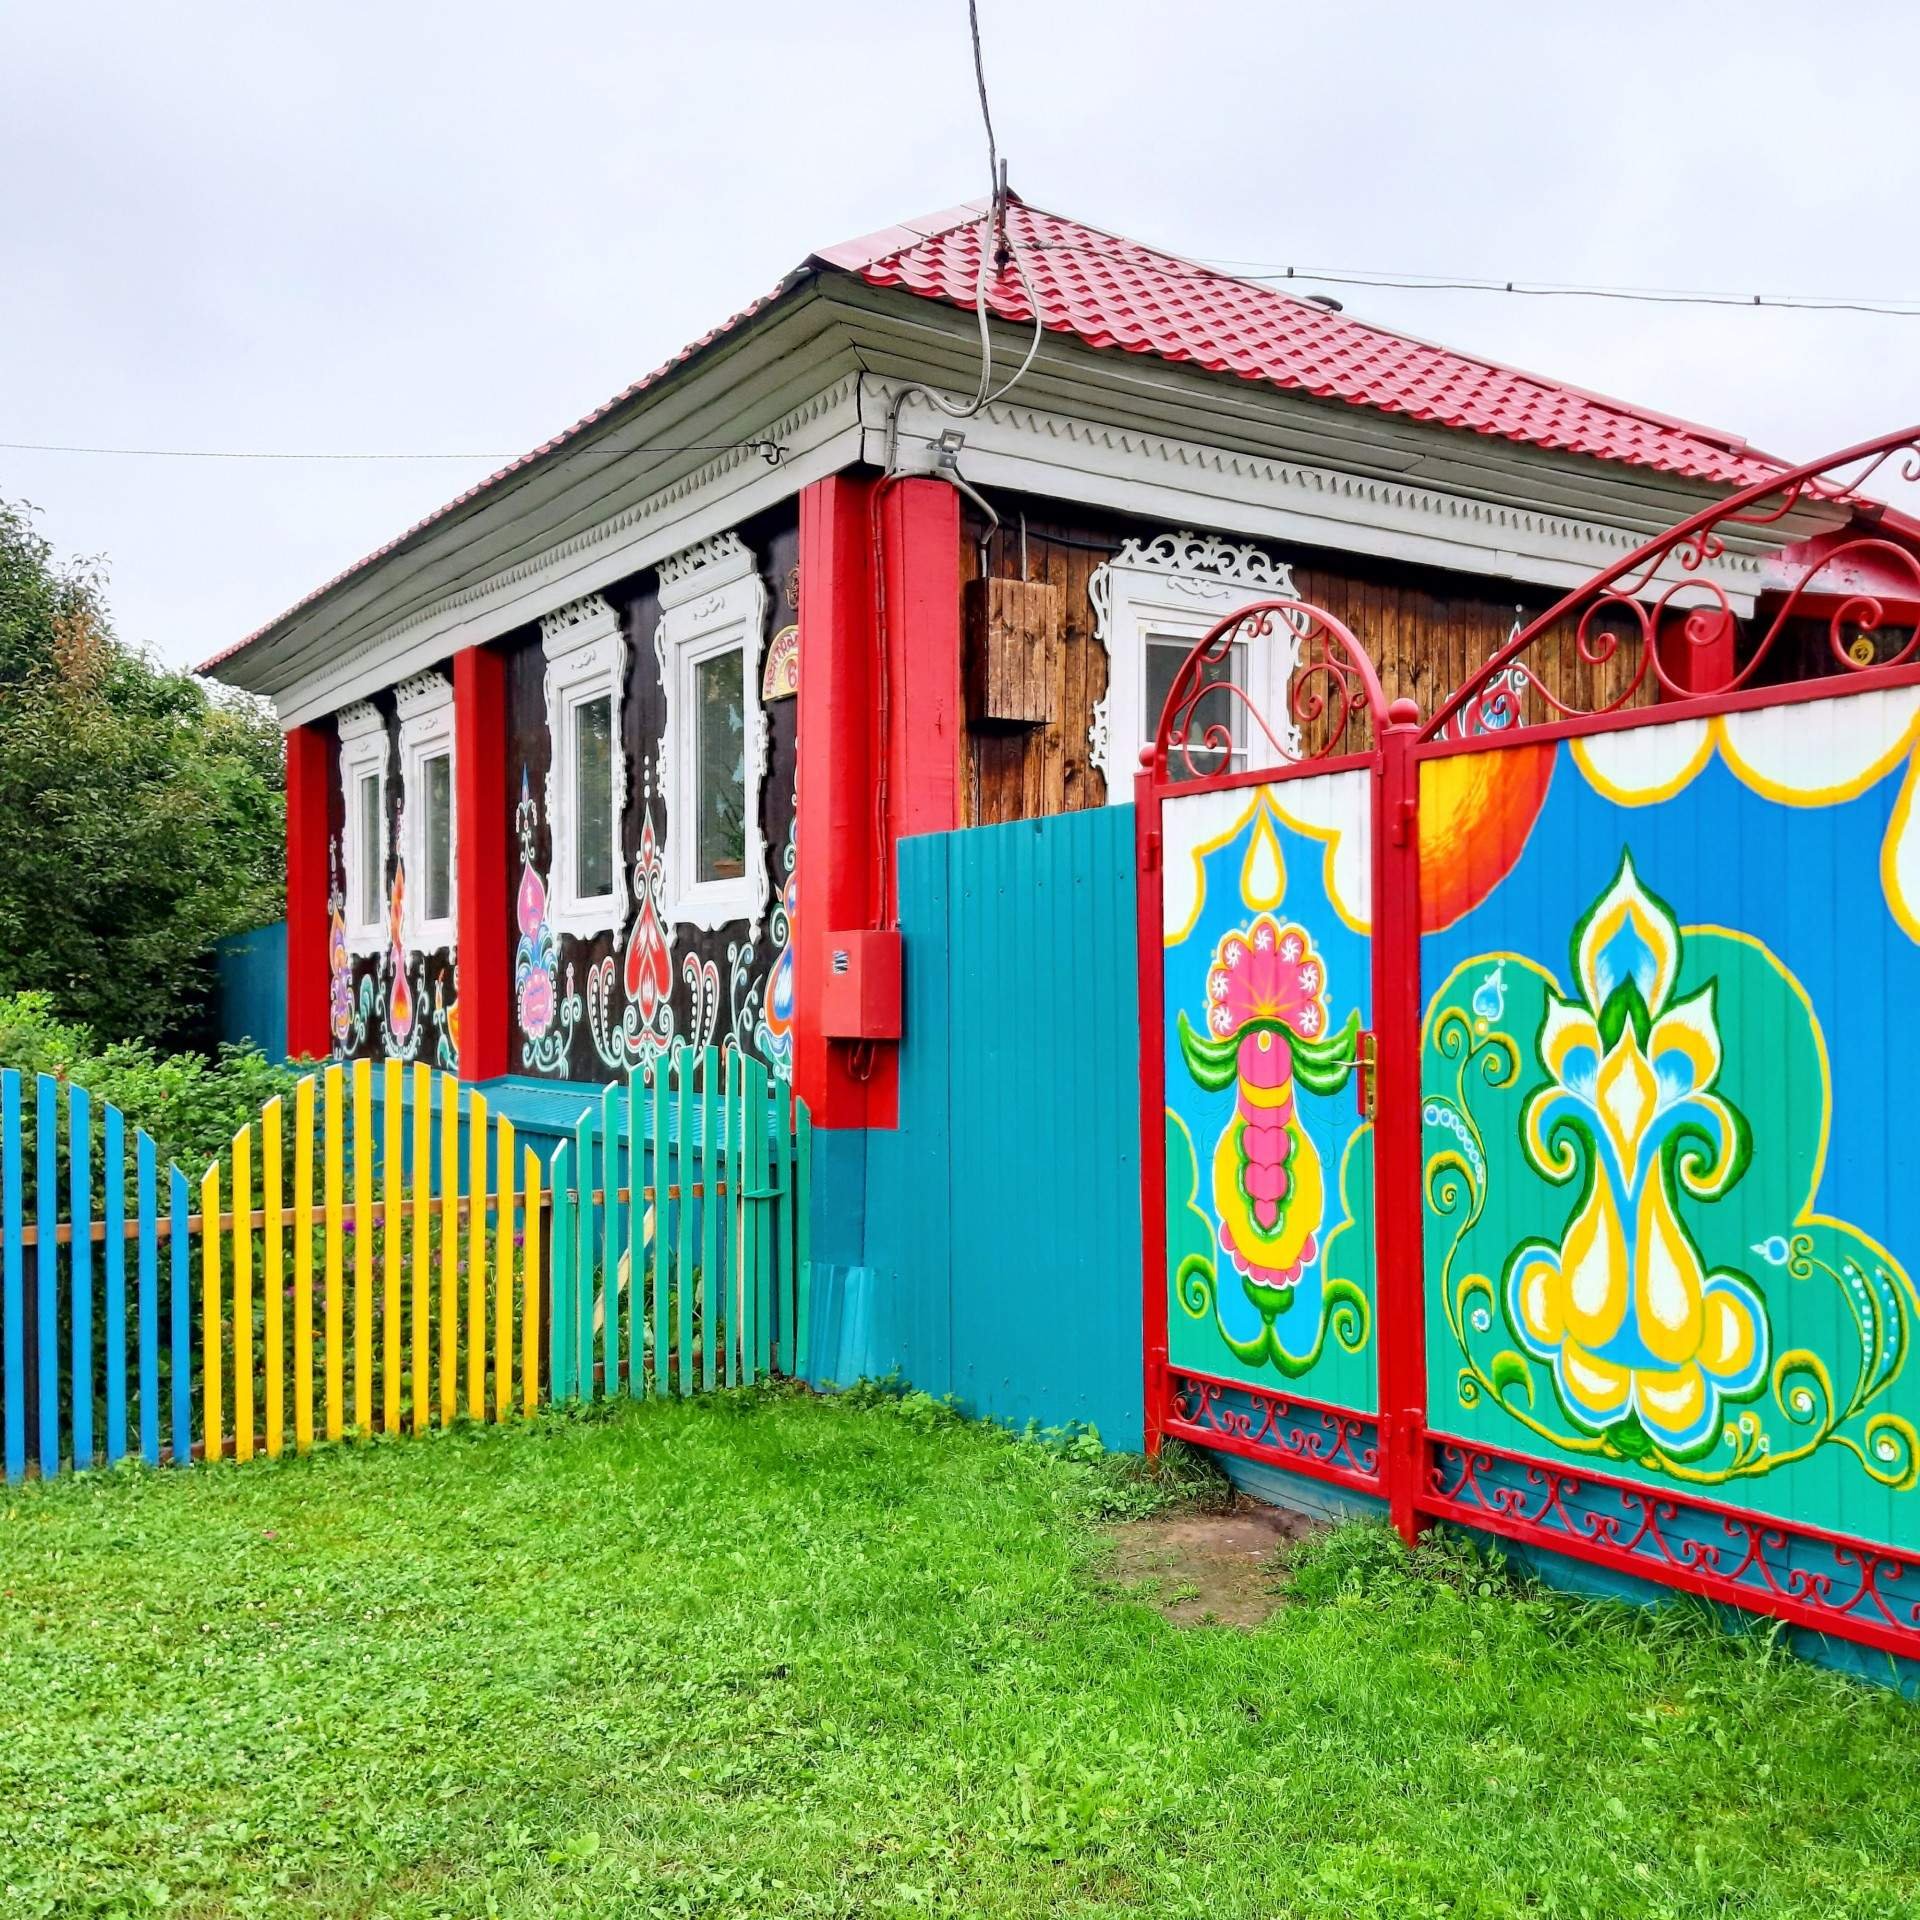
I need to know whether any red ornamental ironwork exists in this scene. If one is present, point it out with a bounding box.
[1426,1440,1920,1653]
[1144,598,1391,786]
[1425,424,1920,740]
[1167,1372,1381,1486]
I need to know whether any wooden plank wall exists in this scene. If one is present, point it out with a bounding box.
[959,503,1653,826]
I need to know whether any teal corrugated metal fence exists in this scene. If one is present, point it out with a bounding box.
[859,807,1144,1447]
[212,921,288,1063]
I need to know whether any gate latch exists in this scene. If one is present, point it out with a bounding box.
[1354,1029,1378,1121]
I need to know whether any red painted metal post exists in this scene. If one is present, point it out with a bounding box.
[795,472,878,1131]
[284,722,331,1063]
[794,473,960,1133]
[1371,700,1428,1541]
[454,644,509,1081]
[1134,768,1168,1454]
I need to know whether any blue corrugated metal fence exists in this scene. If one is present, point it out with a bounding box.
[849,807,1144,1447]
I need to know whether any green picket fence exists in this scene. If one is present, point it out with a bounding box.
[547,1046,812,1402]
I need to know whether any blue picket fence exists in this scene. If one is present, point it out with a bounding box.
[1,1071,195,1481]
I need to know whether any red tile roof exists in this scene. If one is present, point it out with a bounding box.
[841,198,1788,491]
[209,195,1788,676]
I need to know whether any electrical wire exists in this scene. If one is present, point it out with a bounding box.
[0,437,789,463]
[1019,240,1920,318]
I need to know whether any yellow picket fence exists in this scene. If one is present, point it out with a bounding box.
[198,1059,542,1462]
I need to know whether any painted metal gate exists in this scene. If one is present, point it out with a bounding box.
[1137,601,1425,1519]
[1138,426,1920,1666]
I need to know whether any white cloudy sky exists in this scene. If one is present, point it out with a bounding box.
[6,0,1920,677]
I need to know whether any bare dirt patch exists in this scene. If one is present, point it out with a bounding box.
[1102,1496,1321,1628]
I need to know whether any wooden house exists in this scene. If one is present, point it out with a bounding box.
[204,194,1904,1141]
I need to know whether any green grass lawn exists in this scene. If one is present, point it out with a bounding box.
[2,1389,1916,1920]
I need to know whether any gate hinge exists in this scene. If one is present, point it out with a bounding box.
[1354,1029,1378,1121]
[1389,797,1416,847]
[1143,830,1161,873]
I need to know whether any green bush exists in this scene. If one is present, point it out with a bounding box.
[0,989,299,1183]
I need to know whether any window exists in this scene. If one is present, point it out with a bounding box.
[655,531,769,933]
[1144,632,1247,783]
[422,754,453,923]
[396,670,457,954]
[337,699,389,958]
[540,592,629,942]
[356,772,385,922]
[572,693,615,899]
[1087,532,1305,798]
[693,650,746,881]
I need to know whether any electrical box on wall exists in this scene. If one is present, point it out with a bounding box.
[821,930,903,1040]
[964,575,1062,729]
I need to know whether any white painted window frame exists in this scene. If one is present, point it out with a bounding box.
[337,699,390,959]
[395,670,457,956]
[541,592,629,945]
[654,532,770,935]
[1087,531,1305,798]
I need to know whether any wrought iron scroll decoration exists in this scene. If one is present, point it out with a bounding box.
[1143,597,1391,786]
[1423,424,1920,741]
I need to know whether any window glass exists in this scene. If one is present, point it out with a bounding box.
[357,771,383,924]
[572,694,614,899]
[1145,635,1245,782]
[422,751,452,925]
[693,648,747,882]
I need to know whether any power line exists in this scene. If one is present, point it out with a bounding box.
[1022,241,1920,317]
[0,436,788,464]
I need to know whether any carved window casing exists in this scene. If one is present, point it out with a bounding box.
[337,699,389,959]
[541,593,629,944]
[395,670,456,957]
[655,532,770,934]
[1088,532,1304,795]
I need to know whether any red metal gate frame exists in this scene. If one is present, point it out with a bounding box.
[1134,600,1428,1531]
[1138,427,1920,1662]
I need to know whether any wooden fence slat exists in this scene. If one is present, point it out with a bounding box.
[795,1098,812,1379]
[773,1081,793,1379]
[575,1110,595,1400]
[467,1091,488,1421]
[629,1075,645,1405]
[652,1053,668,1397]
[439,1073,457,1426]
[522,1147,541,1417]
[265,1097,284,1459]
[324,1064,345,1443]
[70,1085,93,1468]
[201,1160,221,1463]
[35,1076,57,1476]
[137,1129,158,1467]
[352,1058,374,1433]
[548,1139,573,1401]
[410,1063,431,1435]
[675,1048,693,1397]
[495,1117,516,1421]
[382,1058,402,1436]
[700,1047,718,1391]
[604,1081,623,1399]
[751,1058,772,1381]
[103,1103,126,1465]
[2,1071,21,1484]
[233,1125,254,1464]
[294,1076,315,1455]
[169,1163,190,1464]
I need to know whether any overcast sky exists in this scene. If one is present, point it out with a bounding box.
[6,1,1920,681]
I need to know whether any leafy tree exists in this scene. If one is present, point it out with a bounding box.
[0,496,284,1045]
